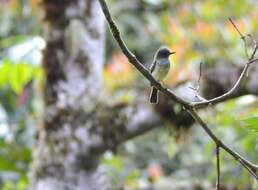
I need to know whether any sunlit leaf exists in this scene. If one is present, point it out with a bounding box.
[240,116,258,132]
[0,59,39,93]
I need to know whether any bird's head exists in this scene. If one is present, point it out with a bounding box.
[156,47,175,59]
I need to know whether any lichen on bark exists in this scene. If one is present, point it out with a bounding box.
[31,0,110,189]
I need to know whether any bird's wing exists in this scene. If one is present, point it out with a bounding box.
[150,60,156,73]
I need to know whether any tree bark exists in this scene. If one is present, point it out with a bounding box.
[31,0,110,189]
[30,0,258,189]
[31,1,162,189]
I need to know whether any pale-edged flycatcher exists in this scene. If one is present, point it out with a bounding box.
[149,47,175,104]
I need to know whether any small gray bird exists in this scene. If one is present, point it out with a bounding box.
[149,47,175,104]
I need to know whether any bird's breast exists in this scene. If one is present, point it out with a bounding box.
[152,59,170,81]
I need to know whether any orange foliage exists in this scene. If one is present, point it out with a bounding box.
[148,163,163,181]
[173,37,189,59]
[179,3,190,19]
[5,0,41,13]
[195,21,213,38]
[106,53,133,75]
[30,0,41,8]
[169,20,181,37]
[7,0,18,10]
[226,19,245,38]
[104,53,136,90]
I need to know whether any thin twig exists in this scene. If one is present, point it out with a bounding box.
[189,62,207,101]
[247,34,257,43]
[97,0,190,108]
[216,145,220,190]
[228,18,245,38]
[190,62,203,92]
[243,39,249,59]
[191,58,258,108]
[98,0,258,181]
[238,158,258,180]
[228,18,250,60]
[188,109,258,181]
[197,62,203,88]
[229,17,250,61]
[231,17,250,64]
[191,18,258,108]
[250,42,258,60]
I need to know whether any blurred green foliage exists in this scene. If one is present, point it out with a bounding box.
[0,0,257,189]
[104,0,258,189]
[241,116,258,133]
[0,0,43,189]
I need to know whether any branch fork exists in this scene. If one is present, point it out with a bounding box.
[98,0,258,183]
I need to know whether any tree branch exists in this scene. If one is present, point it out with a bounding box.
[191,18,258,108]
[216,145,220,190]
[124,105,161,141]
[228,18,249,59]
[191,58,258,109]
[98,0,258,182]
[97,0,191,109]
[188,109,258,180]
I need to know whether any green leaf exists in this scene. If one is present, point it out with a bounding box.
[0,35,29,49]
[0,59,39,93]
[0,59,11,87]
[240,116,258,132]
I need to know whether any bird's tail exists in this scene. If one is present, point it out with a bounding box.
[149,87,158,104]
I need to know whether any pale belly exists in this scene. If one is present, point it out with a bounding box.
[152,64,170,81]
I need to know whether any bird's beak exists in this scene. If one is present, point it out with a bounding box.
[169,51,176,55]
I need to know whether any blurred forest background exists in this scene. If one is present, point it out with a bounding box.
[0,0,257,189]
